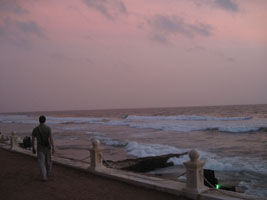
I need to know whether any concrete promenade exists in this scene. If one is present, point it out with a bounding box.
[0,135,265,200]
[0,148,187,200]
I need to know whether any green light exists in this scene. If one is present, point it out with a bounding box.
[216,184,220,189]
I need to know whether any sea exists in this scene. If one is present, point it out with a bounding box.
[0,104,267,197]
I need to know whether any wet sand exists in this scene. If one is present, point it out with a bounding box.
[0,148,188,200]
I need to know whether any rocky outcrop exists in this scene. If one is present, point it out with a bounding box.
[105,152,188,172]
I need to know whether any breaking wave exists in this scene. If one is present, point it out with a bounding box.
[55,127,88,131]
[125,142,187,157]
[126,115,252,121]
[93,137,128,147]
[167,150,267,175]
[96,137,267,175]
[85,132,105,136]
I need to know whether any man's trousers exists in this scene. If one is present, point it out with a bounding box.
[37,148,52,180]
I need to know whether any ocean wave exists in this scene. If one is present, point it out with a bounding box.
[217,127,267,133]
[1,114,267,134]
[47,116,106,124]
[99,138,267,175]
[126,122,267,133]
[125,142,187,157]
[0,114,108,125]
[121,140,267,174]
[168,150,267,175]
[93,137,128,147]
[167,155,234,171]
[126,115,252,121]
[86,131,105,136]
[0,114,28,120]
[55,127,88,131]
[0,114,36,124]
[238,180,267,197]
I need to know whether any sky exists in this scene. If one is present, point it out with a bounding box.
[0,0,266,112]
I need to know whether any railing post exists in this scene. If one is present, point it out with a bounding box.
[183,149,209,199]
[89,139,103,169]
[10,131,18,150]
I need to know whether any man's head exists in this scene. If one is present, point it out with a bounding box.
[39,115,46,124]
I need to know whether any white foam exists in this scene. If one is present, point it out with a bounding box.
[124,121,267,133]
[85,131,104,136]
[46,116,106,124]
[116,140,267,192]
[127,121,206,132]
[2,114,266,134]
[0,114,28,120]
[92,115,266,133]
[120,115,267,133]
[167,155,189,165]
[125,142,187,157]
[0,114,36,124]
[124,142,253,172]
[94,137,127,147]
[238,180,267,197]
[167,150,267,174]
[56,127,87,131]
[0,114,111,125]
[218,126,260,133]
[126,115,252,121]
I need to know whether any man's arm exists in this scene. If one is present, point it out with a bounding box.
[32,135,36,154]
[49,133,55,155]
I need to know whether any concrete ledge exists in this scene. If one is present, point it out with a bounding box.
[90,167,185,197]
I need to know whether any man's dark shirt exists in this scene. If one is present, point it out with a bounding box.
[32,124,51,151]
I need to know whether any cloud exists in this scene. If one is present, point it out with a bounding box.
[0,0,28,15]
[150,33,171,45]
[186,45,207,52]
[192,0,239,12]
[213,0,239,12]
[50,53,73,62]
[0,18,44,46]
[216,51,236,62]
[83,0,127,20]
[0,1,43,46]
[186,45,236,63]
[147,15,213,44]
[15,20,43,37]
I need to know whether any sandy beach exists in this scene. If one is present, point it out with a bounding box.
[0,148,189,200]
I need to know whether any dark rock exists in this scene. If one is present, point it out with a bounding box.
[105,152,188,172]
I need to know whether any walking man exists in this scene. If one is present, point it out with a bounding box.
[32,115,55,181]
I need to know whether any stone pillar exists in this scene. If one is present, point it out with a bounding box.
[89,139,103,169]
[183,150,209,199]
[10,131,18,150]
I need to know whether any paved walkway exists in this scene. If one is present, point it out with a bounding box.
[0,149,188,200]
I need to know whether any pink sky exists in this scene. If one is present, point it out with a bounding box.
[0,0,267,112]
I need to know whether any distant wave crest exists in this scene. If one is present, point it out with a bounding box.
[1,114,267,134]
[126,115,252,121]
